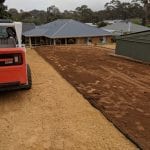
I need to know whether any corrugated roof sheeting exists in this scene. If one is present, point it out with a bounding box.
[103,22,150,34]
[23,19,112,38]
[22,23,36,33]
[117,30,150,43]
[24,27,48,37]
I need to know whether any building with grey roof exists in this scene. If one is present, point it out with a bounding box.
[22,23,36,33]
[22,23,36,44]
[23,19,112,46]
[103,20,123,25]
[103,21,150,36]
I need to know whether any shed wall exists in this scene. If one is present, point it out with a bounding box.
[116,40,150,62]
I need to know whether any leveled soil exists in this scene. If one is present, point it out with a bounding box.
[0,49,136,150]
[35,45,150,150]
[99,44,116,50]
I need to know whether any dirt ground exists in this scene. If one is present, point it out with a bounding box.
[99,44,116,50]
[0,49,136,150]
[35,45,150,150]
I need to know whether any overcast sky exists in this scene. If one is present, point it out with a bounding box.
[5,0,131,12]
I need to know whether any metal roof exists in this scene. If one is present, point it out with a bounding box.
[22,23,36,33]
[23,19,112,38]
[103,22,150,35]
[117,30,150,44]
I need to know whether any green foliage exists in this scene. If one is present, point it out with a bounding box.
[4,1,149,25]
[132,0,150,25]
[0,0,5,4]
[47,5,61,22]
[97,22,107,28]
[104,0,144,20]
[0,0,10,19]
[75,5,94,22]
[132,0,146,5]
[130,18,142,24]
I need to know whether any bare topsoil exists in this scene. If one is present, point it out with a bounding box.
[35,45,150,150]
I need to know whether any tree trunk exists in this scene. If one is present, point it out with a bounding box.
[144,0,150,25]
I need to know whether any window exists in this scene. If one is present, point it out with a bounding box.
[0,27,8,38]
[99,37,103,43]
[85,37,92,44]
[0,27,16,48]
[68,38,76,44]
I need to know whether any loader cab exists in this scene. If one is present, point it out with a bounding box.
[0,26,16,48]
[0,19,22,48]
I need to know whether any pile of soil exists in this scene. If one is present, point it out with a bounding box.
[35,45,150,150]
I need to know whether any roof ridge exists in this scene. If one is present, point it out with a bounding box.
[72,19,98,29]
[51,20,72,38]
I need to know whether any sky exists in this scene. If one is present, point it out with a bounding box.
[5,0,131,12]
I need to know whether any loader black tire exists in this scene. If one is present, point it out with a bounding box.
[24,64,32,90]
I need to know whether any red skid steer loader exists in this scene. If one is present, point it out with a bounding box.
[0,19,32,92]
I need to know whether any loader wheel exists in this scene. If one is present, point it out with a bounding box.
[24,64,32,90]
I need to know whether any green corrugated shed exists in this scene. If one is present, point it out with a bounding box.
[116,30,150,63]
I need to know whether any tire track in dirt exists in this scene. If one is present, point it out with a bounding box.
[100,66,150,92]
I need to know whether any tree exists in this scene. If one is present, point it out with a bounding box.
[29,10,47,24]
[105,0,127,19]
[104,0,144,20]
[2,1,147,25]
[97,21,107,28]
[132,0,150,25]
[8,8,19,21]
[143,0,150,25]
[0,0,10,18]
[75,5,93,22]
[47,5,61,22]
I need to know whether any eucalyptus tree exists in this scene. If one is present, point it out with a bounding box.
[0,0,10,18]
[132,0,150,25]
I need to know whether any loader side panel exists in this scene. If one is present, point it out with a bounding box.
[0,48,27,85]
